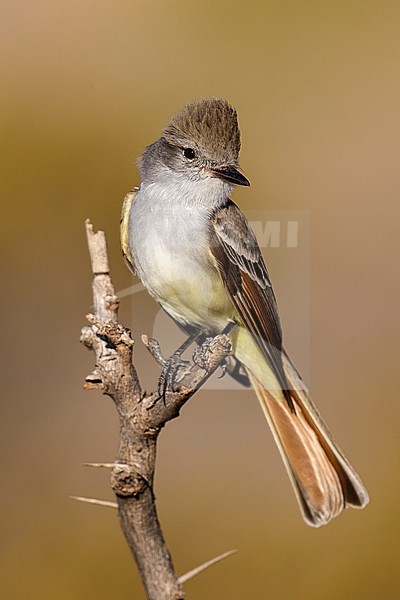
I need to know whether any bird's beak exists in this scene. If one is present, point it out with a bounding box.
[209,165,250,187]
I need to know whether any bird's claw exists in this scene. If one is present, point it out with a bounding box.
[192,337,215,370]
[157,353,190,402]
[218,360,228,379]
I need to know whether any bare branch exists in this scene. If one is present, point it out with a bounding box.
[79,220,232,599]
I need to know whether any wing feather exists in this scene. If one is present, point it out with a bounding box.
[120,188,139,274]
[210,200,294,409]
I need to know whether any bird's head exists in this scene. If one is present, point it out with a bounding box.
[140,98,250,189]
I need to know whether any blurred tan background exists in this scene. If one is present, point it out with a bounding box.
[1,1,399,598]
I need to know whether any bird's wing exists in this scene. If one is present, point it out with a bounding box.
[120,188,139,275]
[209,199,293,408]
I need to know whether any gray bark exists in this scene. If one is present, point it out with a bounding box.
[80,220,232,599]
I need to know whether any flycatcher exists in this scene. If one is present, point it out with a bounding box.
[121,97,369,527]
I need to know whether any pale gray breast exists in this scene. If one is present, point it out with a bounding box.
[127,178,234,330]
[128,184,213,298]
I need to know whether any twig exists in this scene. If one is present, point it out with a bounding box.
[79,219,232,600]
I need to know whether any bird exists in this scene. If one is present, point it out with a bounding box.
[121,97,369,527]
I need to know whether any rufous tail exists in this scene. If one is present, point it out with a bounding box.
[248,355,369,527]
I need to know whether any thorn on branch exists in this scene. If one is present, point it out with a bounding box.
[80,462,120,468]
[178,549,237,585]
[70,495,118,509]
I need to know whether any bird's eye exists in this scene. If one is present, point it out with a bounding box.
[183,147,196,159]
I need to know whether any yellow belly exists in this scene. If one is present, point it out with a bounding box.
[159,267,236,332]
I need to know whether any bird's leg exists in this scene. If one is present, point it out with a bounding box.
[221,321,236,336]
[158,332,202,400]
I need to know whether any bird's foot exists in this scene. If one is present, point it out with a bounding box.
[192,337,216,370]
[157,353,191,402]
[193,335,232,379]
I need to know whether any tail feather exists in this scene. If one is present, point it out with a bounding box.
[248,357,369,527]
[283,354,369,510]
